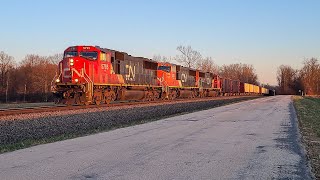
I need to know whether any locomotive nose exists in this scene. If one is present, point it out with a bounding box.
[61,58,73,82]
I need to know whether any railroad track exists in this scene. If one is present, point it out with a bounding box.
[0,96,259,117]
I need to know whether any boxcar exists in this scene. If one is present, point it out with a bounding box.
[249,84,254,93]
[232,80,240,94]
[244,83,250,93]
[253,85,260,94]
[221,78,232,95]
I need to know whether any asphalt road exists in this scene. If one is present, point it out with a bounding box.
[0,96,312,179]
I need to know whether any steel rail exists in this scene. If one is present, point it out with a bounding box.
[0,96,259,117]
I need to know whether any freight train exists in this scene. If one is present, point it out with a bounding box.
[51,45,273,105]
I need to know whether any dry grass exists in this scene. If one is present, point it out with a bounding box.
[294,96,320,178]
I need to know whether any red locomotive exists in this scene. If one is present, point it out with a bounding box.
[51,45,271,105]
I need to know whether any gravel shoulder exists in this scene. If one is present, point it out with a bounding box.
[0,96,259,153]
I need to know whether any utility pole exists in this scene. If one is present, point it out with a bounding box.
[24,84,27,102]
[44,64,48,102]
[5,71,9,103]
[44,80,47,102]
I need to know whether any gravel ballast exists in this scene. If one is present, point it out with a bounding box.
[0,96,260,152]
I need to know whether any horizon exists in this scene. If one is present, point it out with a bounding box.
[1,0,319,86]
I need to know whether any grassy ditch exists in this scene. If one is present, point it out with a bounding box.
[0,96,262,154]
[293,96,320,178]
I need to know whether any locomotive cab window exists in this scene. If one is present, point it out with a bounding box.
[199,72,205,78]
[80,51,98,60]
[157,66,171,73]
[64,51,78,58]
[189,70,196,76]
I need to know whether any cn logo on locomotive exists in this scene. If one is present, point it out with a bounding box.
[125,64,136,81]
[181,73,187,83]
[206,77,211,85]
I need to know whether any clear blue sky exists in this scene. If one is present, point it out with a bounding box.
[1,0,319,85]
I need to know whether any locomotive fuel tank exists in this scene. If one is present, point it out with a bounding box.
[178,90,193,98]
[119,89,146,101]
[207,91,218,97]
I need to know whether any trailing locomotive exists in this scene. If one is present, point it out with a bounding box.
[51,45,271,105]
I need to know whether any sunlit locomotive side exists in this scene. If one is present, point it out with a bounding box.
[157,62,222,98]
[52,46,161,105]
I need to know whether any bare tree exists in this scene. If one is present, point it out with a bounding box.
[16,55,57,100]
[0,51,15,102]
[47,53,63,64]
[175,45,202,68]
[277,65,297,94]
[0,51,15,87]
[196,57,219,74]
[299,58,320,95]
[219,63,258,84]
[152,54,170,63]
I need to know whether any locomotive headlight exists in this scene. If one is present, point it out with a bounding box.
[56,79,60,83]
[70,59,74,66]
[75,79,79,83]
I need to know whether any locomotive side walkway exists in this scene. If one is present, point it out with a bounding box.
[0,96,312,179]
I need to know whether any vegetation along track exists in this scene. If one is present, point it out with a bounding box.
[0,96,259,118]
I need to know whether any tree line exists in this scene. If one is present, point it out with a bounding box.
[277,58,320,95]
[154,45,259,85]
[0,51,61,102]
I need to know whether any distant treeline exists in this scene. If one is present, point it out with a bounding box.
[277,58,320,95]
[0,51,61,103]
[155,45,261,85]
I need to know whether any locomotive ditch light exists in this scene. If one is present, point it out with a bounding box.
[70,59,74,66]
[75,79,79,83]
[56,79,60,83]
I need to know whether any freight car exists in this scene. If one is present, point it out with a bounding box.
[51,45,273,105]
[221,77,232,96]
[231,80,240,95]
